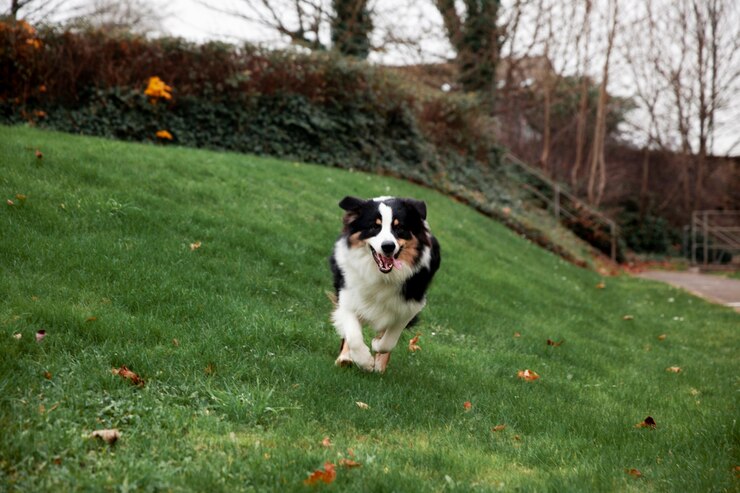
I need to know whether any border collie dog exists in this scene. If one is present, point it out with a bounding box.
[329,196,441,372]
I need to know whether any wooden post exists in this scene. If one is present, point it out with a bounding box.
[703,211,708,265]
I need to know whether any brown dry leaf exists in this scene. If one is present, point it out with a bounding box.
[304,462,336,485]
[172,338,180,347]
[517,369,540,381]
[355,401,369,410]
[596,281,606,289]
[43,371,52,380]
[35,149,43,159]
[112,365,145,386]
[205,363,216,375]
[190,241,202,251]
[513,435,521,441]
[15,194,27,205]
[6,199,14,206]
[321,436,332,448]
[13,333,22,340]
[635,416,657,429]
[657,334,667,341]
[513,331,521,338]
[85,316,97,323]
[463,401,472,411]
[492,424,506,432]
[408,334,421,352]
[91,429,120,445]
[666,366,682,373]
[623,315,634,320]
[546,339,563,347]
[339,458,362,468]
[35,329,46,342]
[626,468,642,478]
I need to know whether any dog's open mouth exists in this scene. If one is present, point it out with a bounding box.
[370,246,403,273]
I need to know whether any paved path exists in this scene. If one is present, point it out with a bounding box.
[635,270,740,312]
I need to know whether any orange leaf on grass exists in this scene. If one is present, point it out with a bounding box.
[596,281,606,289]
[513,331,521,338]
[35,149,43,159]
[321,436,332,448]
[492,424,506,432]
[657,334,667,341]
[355,401,369,410]
[517,369,540,381]
[408,334,421,352]
[112,365,145,386]
[190,241,202,251]
[666,366,682,373]
[463,401,472,411]
[304,462,336,485]
[546,339,563,347]
[622,315,634,320]
[339,458,361,468]
[635,416,656,429]
[626,468,642,478]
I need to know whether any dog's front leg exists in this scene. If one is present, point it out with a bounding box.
[332,307,374,371]
[371,325,406,373]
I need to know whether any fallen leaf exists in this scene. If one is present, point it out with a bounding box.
[35,149,43,159]
[596,282,606,289]
[626,468,642,478]
[172,338,180,347]
[666,366,682,373]
[339,458,361,468]
[517,369,540,381]
[112,365,145,386]
[13,333,22,340]
[657,334,667,341]
[408,333,421,352]
[622,315,634,320]
[355,401,369,410]
[85,316,97,323]
[635,416,656,429]
[6,199,14,206]
[463,401,472,411]
[304,462,336,485]
[91,429,120,445]
[321,436,332,448]
[492,424,506,432]
[734,465,740,478]
[205,363,216,375]
[513,331,521,338]
[190,241,202,251]
[35,329,46,342]
[513,434,521,441]
[15,193,27,205]
[43,371,52,380]
[546,339,563,347]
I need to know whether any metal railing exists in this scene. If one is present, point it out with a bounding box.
[690,210,740,265]
[503,152,620,261]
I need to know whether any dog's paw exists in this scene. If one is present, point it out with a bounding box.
[350,346,374,372]
[335,353,353,368]
[373,352,391,373]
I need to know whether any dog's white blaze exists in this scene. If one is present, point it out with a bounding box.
[366,202,398,256]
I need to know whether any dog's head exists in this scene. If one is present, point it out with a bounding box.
[339,196,429,274]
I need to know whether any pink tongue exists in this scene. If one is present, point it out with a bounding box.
[393,258,404,269]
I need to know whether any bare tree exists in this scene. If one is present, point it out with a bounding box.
[586,0,618,206]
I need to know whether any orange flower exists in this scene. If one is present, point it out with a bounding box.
[144,76,173,101]
[156,130,173,140]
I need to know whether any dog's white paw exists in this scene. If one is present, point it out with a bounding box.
[373,352,391,373]
[350,346,374,372]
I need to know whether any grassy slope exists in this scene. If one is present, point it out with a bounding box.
[0,126,737,492]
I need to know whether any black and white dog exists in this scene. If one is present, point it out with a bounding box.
[329,196,441,372]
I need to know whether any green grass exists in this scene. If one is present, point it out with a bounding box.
[1,125,738,492]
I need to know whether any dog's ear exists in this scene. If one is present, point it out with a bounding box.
[406,199,427,220]
[339,196,365,227]
[338,196,366,212]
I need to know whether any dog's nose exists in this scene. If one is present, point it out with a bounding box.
[381,241,396,255]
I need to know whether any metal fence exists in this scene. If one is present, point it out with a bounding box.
[690,210,740,265]
[503,153,619,261]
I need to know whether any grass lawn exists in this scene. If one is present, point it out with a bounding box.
[1,125,738,492]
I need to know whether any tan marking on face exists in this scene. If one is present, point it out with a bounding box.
[375,218,382,226]
[348,231,365,248]
[393,219,399,226]
[398,235,420,266]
